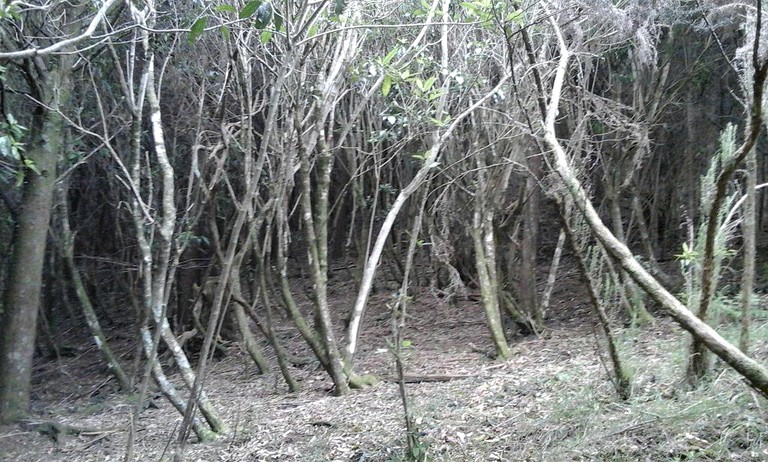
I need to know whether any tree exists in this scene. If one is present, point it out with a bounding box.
[541,3,768,396]
[0,0,119,424]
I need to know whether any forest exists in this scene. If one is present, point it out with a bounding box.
[1,0,768,460]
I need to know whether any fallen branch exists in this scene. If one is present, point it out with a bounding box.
[383,374,475,383]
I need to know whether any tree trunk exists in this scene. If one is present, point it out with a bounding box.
[297,135,349,394]
[520,165,542,331]
[609,192,652,325]
[54,182,130,391]
[472,164,510,359]
[559,200,631,399]
[252,243,298,391]
[0,57,70,424]
[740,145,757,353]
[345,74,512,360]
[540,228,566,317]
[543,24,768,396]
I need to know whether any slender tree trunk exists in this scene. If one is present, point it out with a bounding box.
[740,145,757,353]
[688,17,768,382]
[138,328,215,442]
[0,56,71,424]
[276,206,330,369]
[231,279,270,374]
[297,133,349,394]
[520,163,542,330]
[345,75,511,360]
[472,158,510,359]
[540,228,566,318]
[252,242,298,391]
[55,182,130,391]
[609,192,652,325]
[631,194,671,286]
[559,200,631,399]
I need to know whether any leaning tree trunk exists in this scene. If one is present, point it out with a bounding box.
[345,74,512,360]
[543,16,768,396]
[540,227,566,317]
[688,6,768,383]
[559,199,631,400]
[54,182,130,391]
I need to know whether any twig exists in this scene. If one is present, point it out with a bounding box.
[602,418,658,438]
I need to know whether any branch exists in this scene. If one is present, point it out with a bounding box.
[541,10,768,397]
[0,0,120,60]
[345,72,512,361]
[694,0,768,339]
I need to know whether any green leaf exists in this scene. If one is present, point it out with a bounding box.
[239,0,262,19]
[0,136,12,159]
[334,0,347,15]
[260,30,273,44]
[253,1,273,29]
[382,45,399,65]
[429,116,446,127]
[188,17,207,44]
[382,74,392,97]
[6,114,26,138]
[10,142,23,160]
[428,90,443,101]
[401,340,412,348]
[508,10,524,26]
[220,26,231,40]
[215,4,237,13]
[273,10,284,31]
[23,158,40,175]
[423,76,436,92]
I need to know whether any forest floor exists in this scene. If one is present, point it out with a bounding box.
[2,268,768,461]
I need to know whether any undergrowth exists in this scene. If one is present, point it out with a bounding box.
[532,318,768,461]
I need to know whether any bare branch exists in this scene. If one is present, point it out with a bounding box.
[0,0,120,60]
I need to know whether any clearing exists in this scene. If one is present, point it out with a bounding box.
[1,271,768,461]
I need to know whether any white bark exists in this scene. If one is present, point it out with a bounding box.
[345,74,512,360]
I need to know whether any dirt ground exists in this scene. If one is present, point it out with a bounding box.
[2,270,768,462]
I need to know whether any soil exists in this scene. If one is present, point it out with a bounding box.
[2,268,768,461]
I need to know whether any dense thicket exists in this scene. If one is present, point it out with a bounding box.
[1,0,767,445]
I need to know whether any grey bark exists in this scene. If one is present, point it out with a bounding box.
[0,55,71,424]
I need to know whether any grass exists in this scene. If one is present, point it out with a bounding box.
[378,316,768,461]
[6,292,768,461]
[528,320,768,461]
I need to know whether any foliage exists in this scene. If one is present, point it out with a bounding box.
[676,124,741,311]
[0,86,28,183]
[1,0,767,454]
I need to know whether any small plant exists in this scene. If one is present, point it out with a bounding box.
[389,294,430,462]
